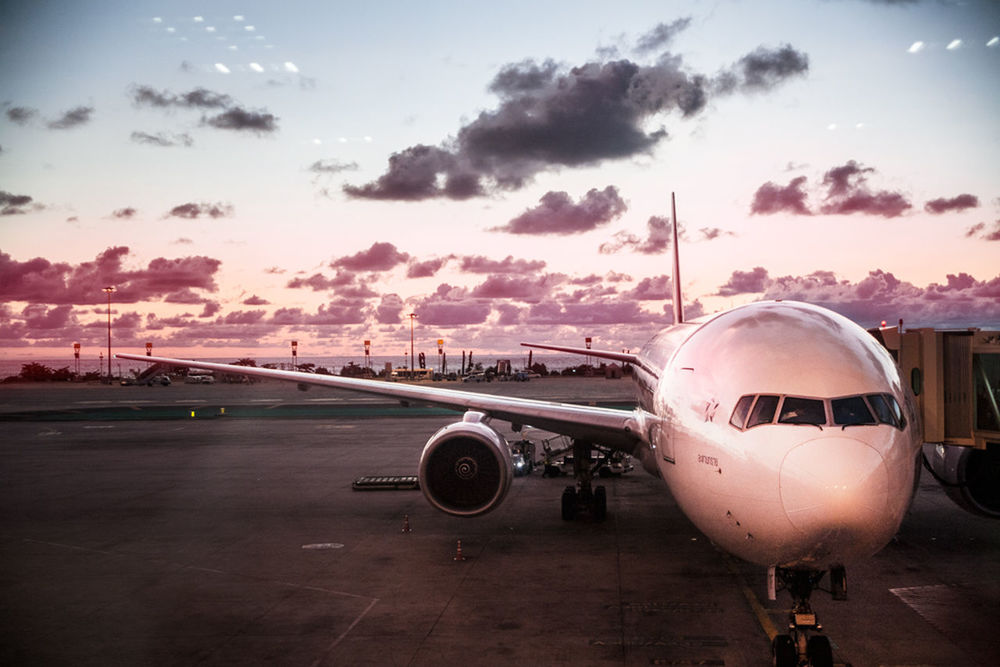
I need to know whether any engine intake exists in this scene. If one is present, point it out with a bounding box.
[418,412,513,517]
[924,443,1000,518]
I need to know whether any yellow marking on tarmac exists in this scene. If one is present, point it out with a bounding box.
[722,553,779,641]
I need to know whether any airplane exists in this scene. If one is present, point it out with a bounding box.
[120,194,929,667]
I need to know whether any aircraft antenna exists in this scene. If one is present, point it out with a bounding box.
[671,192,684,324]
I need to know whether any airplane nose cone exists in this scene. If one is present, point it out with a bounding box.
[780,437,889,544]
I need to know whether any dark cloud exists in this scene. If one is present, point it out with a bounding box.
[750,175,811,215]
[924,194,979,214]
[345,38,808,200]
[331,242,410,272]
[129,85,233,109]
[375,294,405,324]
[111,207,137,219]
[599,215,674,254]
[285,271,354,291]
[200,301,221,317]
[634,18,692,55]
[965,220,1000,241]
[130,131,193,147]
[242,295,269,305]
[470,274,560,299]
[308,159,360,175]
[1,190,41,216]
[0,247,221,306]
[6,106,38,125]
[626,275,672,300]
[47,106,94,129]
[202,107,278,133]
[525,301,654,325]
[493,186,627,235]
[407,257,448,279]
[21,304,76,330]
[819,161,911,217]
[456,255,547,274]
[716,267,771,296]
[165,202,234,219]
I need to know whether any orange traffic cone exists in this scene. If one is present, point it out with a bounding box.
[401,514,411,533]
[453,539,466,561]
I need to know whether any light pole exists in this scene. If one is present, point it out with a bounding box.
[408,313,417,375]
[102,286,116,382]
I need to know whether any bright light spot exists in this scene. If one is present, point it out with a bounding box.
[249,62,264,72]
[946,39,962,51]
[364,136,373,143]
[233,15,245,21]
[988,36,999,48]
[827,123,838,131]
[153,16,162,23]
[214,63,231,74]
[313,138,322,145]
[245,25,256,32]
[166,27,175,33]
[855,122,865,130]
[228,45,238,51]
[908,41,924,54]
[193,16,204,22]
[338,137,347,143]
[206,26,216,33]
[284,61,299,73]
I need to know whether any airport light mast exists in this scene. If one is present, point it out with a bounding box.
[408,313,417,376]
[102,286,115,383]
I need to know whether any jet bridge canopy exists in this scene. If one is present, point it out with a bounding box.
[872,326,1000,449]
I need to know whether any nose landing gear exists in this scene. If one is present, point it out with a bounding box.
[770,566,845,667]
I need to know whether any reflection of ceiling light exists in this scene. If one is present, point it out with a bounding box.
[988,37,999,48]
[250,62,264,73]
[946,39,962,51]
[907,41,924,54]
[193,16,204,22]
[284,62,299,73]
[245,25,256,32]
[215,63,231,74]
[233,15,245,21]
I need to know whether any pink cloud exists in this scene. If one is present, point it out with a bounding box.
[331,242,410,271]
[493,186,627,235]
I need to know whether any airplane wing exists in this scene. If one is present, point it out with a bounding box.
[116,353,651,452]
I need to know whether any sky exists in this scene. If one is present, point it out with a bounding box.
[1,0,999,363]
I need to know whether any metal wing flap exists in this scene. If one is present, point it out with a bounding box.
[117,353,648,452]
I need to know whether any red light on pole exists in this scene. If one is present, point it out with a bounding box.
[291,340,298,371]
[146,342,153,356]
[408,313,417,374]
[102,286,115,382]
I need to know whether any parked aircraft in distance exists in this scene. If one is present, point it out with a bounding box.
[121,194,955,667]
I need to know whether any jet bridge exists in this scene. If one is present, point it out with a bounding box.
[871,324,1000,517]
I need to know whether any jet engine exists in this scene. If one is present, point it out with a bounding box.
[418,411,513,517]
[923,443,1000,518]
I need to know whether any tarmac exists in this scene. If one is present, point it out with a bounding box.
[1,377,999,666]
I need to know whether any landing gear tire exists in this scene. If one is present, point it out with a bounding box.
[772,634,795,667]
[594,485,607,521]
[561,486,577,521]
[807,635,833,667]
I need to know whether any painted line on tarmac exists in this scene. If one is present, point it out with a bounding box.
[721,553,778,641]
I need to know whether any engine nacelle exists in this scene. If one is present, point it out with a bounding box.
[923,443,1000,518]
[418,412,513,517]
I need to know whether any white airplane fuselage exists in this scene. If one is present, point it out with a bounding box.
[630,300,922,570]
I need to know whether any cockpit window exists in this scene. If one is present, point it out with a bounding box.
[778,397,826,425]
[747,395,779,428]
[865,394,897,427]
[730,395,754,429]
[832,395,877,426]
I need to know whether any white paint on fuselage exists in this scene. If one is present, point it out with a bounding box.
[632,301,922,569]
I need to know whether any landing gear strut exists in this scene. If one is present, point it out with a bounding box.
[560,440,607,521]
[770,566,845,667]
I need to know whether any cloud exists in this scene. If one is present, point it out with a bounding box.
[599,215,674,254]
[130,85,232,109]
[47,106,94,129]
[716,267,771,296]
[165,202,234,219]
[331,242,410,271]
[202,107,278,133]
[751,161,911,218]
[407,257,448,278]
[130,131,194,147]
[308,159,360,175]
[242,294,269,305]
[634,17,692,55]
[965,220,1000,241]
[1,190,42,216]
[456,255,546,274]
[344,35,808,200]
[111,207,137,219]
[6,106,38,125]
[750,175,812,215]
[375,293,404,324]
[285,271,354,291]
[470,274,560,299]
[924,194,979,214]
[411,286,492,326]
[819,161,911,217]
[492,186,627,235]
[0,247,222,306]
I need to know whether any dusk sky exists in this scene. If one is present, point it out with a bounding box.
[2,0,998,362]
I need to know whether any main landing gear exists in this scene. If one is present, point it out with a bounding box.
[560,440,608,521]
[770,565,846,667]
